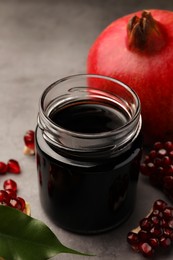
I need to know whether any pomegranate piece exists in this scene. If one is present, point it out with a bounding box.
[0,190,10,205]
[23,130,35,155]
[140,141,173,200]
[17,197,26,211]
[5,188,17,198]
[127,199,173,257]
[0,162,8,174]
[3,179,17,192]
[7,159,21,174]
[9,198,23,210]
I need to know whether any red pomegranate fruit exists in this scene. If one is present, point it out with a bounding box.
[87,10,173,144]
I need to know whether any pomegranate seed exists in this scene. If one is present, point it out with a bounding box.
[163,207,173,219]
[165,141,173,151]
[163,228,173,240]
[138,230,150,241]
[157,149,167,157]
[167,219,173,229]
[152,209,163,218]
[0,190,10,204]
[17,197,26,211]
[149,237,159,248]
[159,236,171,248]
[169,151,173,158]
[7,159,21,174]
[149,150,157,159]
[127,232,139,245]
[154,142,163,150]
[153,199,167,211]
[10,198,22,210]
[5,189,17,198]
[24,130,35,150]
[150,215,161,226]
[140,218,153,231]
[147,162,155,173]
[138,242,154,257]
[150,226,163,237]
[167,165,173,175]
[0,162,8,174]
[3,179,17,192]
[162,156,171,166]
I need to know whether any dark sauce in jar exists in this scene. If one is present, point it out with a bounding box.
[36,99,142,234]
[50,102,129,133]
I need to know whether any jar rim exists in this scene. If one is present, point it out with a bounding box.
[38,74,141,153]
[40,74,140,137]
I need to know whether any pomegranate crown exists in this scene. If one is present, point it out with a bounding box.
[127,10,165,53]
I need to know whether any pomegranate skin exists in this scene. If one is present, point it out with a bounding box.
[87,9,173,144]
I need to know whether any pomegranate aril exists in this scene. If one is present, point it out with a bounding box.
[127,231,139,245]
[146,162,155,173]
[10,198,22,210]
[167,165,173,175]
[169,151,173,158]
[154,142,163,150]
[138,242,154,257]
[7,159,21,174]
[140,218,153,231]
[154,157,162,166]
[150,226,163,237]
[157,148,167,157]
[165,141,173,151]
[149,150,157,159]
[159,236,171,248]
[163,207,173,219]
[24,130,35,150]
[152,209,163,218]
[3,179,17,192]
[138,230,151,241]
[0,190,10,204]
[149,237,159,248]
[162,156,171,166]
[153,199,167,211]
[5,189,17,198]
[0,162,7,174]
[167,219,173,229]
[163,228,173,240]
[17,197,26,211]
[150,215,161,226]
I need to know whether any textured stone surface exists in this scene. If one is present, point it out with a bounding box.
[0,0,173,259]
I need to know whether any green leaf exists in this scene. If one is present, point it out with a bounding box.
[0,205,92,260]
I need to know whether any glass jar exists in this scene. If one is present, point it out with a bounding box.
[36,74,142,234]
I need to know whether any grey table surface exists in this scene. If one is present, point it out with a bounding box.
[0,0,173,259]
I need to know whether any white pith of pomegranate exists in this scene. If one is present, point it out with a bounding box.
[87,10,173,144]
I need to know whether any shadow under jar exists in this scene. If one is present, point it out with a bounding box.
[36,74,142,234]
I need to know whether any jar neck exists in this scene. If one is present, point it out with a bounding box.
[37,74,141,157]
